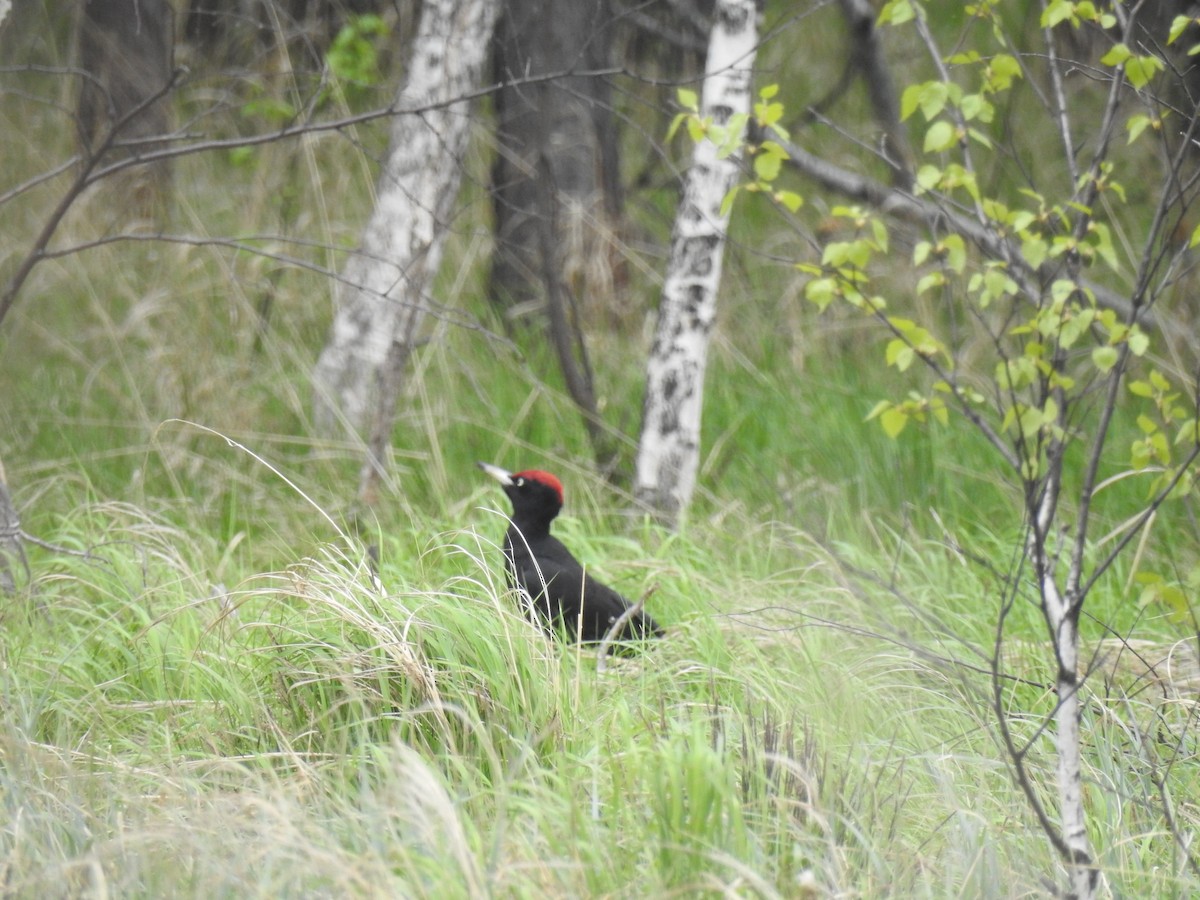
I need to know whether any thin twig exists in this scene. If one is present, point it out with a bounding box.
[597,586,657,670]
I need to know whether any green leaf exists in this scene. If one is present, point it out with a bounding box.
[878,0,915,25]
[871,218,889,253]
[822,240,870,269]
[242,97,296,123]
[1126,114,1153,144]
[228,146,255,167]
[1082,222,1120,271]
[774,190,804,212]
[1100,43,1132,67]
[916,165,942,192]
[880,406,909,438]
[959,93,992,122]
[1138,573,1192,620]
[1043,396,1060,425]
[1041,0,1075,28]
[1059,306,1094,348]
[666,113,687,142]
[1011,210,1036,233]
[754,149,783,181]
[886,339,916,371]
[1175,417,1200,446]
[719,185,740,217]
[900,84,922,122]
[942,234,967,273]
[966,128,994,149]
[918,82,950,120]
[1125,54,1164,89]
[924,120,956,153]
[1170,14,1194,44]
[996,356,1036,391]
[865,400,891,421]
[805,277,837,311]
[1021,236,1048,269]
[1128,328,1150,356]
[755,100,785,128]
[677,88,699,111]
[917,272,945,295]
[985,54,1022,92]
[1092,346,1118,372]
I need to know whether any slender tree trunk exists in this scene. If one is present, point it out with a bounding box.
[488,0,623,322]
[0,457,27,594]
[312,0,498,460]
[633,0,760,523]
[1030,466,1098,899]
[534,155,619,471]
[77,0,174,219]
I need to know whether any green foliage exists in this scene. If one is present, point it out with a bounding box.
[325,14,391,100]
[733,5,1197,535]
[1126,368,1200,497]
[671,85,803,218]
[1100,43,1165,89]
[231,11,391,156]
[1040,0,1116,30]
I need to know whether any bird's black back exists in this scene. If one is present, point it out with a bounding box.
[503,525,663,644]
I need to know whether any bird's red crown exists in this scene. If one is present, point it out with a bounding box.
[515,469,564,505]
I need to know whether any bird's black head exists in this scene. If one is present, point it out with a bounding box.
[478,462,564,526]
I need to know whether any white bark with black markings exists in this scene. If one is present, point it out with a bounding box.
[634,0,760,522]
[313,0,497,434]
[1031,475,1098,898]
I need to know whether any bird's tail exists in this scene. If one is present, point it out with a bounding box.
[622,607,664,641]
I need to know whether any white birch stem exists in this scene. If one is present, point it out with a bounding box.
[1032,476,1098,898]
[633,0,761,522]
[312,0,497,434]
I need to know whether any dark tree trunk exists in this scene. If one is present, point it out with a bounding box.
[77,0,174,218]
[489,0,624,324]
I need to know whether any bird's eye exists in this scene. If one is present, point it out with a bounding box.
[514,477,525,487]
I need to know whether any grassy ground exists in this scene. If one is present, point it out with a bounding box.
[4,9,1200,897]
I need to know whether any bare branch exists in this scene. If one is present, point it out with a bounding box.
[596,586,656,670]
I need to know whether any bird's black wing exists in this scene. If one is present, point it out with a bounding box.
[510,551,662,643]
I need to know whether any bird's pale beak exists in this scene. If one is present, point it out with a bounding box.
[477,462,514,486]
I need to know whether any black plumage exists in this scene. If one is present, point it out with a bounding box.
[478,462,663,646]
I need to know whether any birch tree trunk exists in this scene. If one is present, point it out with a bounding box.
[633,0,760,523]
[1032,409,1098,898]
[312,0,497,445]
